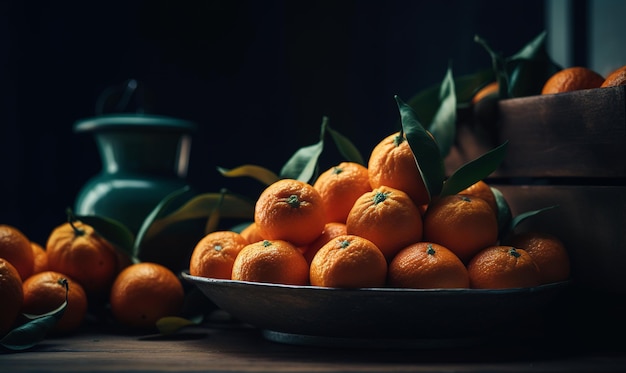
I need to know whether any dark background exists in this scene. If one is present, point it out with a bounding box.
[1,0,546,244]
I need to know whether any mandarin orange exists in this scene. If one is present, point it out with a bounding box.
[239,222,265,244]
[309,234,387,288]
[110,262,184,330]
[303,222,347,264]
[189,230,249,279]
[600,65,626,87]
[313,162,372,223]
[504,231,570,284]
[458,180,498,214]
[346,186,423,261]
[471,81,499,104]
[387,242,469,289]
[423,194,498,263]
[0,258,23,335]
[46,219,119,296]
[368,132,430,206]
[231,239,309,285]
[21,271,88,334]
[30,241,49,275]
[0,224,34,280]
[254,179,326,246]
[467,245,541,289]
[541,66,604,94]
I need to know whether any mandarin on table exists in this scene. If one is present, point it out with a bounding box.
[0,224,35,281]
[254,178,326,247]
[21,271,88,334]
[189,230,249,279]
[541,66,605,94]
[110,262,184,330]
[309,234,387,288]
[313,162,372,223]
[0,258,23,336]
[346,186,423,261]
[467,245,541,289]
[387,242,469,289]
[303,222,347,264]
[600,65,626,87]
[504,231,570,284]
[30,241,49,275]
[368,131,430,206]
[46,219,119,296]
[423,194,498,263]
[231,239,309,285]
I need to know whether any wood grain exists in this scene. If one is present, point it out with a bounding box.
[446,86,626,178]
[2,322,626,373]
[496,184,626,293]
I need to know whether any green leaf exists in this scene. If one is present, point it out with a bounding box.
[491,186,512,239]
[440,141,508,196]
[505,32,562,97]
[279,141,324,182]
[428,64,457,158]
[509,30,548,60]
[327,124,365,166]
[395,95,445,199]
[279,117,328,183]
[476,31,562,98]
[144,191,255,241]
[156,316,199,335]
[474,34,509,99]
[509,205,559,233]
[217,165,280,186]
[1,280,68,351]
[407,69,494,123]
[75,213,135,259]
[133,186,191,257]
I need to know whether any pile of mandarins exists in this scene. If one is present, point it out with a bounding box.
[1,217,185,337]
[8,62,610,339]
[189,130,571,291]
[474,64,626,101]
[189,62,626,290]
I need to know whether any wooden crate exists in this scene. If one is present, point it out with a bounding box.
[494,184,625,294]
[446,85,626,294]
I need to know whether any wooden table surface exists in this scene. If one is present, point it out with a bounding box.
[2,315,626,373]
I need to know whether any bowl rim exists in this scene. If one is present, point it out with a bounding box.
[181,271,571,295]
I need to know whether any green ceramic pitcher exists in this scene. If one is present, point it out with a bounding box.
[73,113,197,234]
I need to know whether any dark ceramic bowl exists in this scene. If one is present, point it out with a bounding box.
[182,272,569,347]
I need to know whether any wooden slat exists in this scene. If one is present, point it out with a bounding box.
[3,324,626,372]
[446,86,626,178]
[495,184,626,294]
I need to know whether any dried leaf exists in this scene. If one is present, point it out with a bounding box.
[217,165,279,186]
[156,316,198,335]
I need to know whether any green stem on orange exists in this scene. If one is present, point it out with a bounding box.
[372,191,391,205]
[508,247,521,258]
[58,278,69,302]
[65,207,85,236]
[286,195,301,208]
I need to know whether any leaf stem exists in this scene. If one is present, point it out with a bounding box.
[66,207,85,236]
